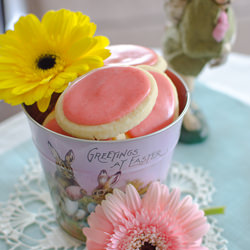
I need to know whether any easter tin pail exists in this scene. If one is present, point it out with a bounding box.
[23,69,190,241]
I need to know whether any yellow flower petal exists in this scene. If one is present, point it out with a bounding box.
[44,87,56,98]
[12,83,38,95]
[39,75,54,84]
[13,14,46,43]
[88,49,111,60]
[1,89,33,105]
[68,22,97,47]
[75,11,91,27]
[55,84,69,93]
[71,12,96,37]
[65,63,89,75]
[48,76,66,90]
[93,36,110,48]
[6,96,25,105]
[49,71,78,90]
[80,56,105,68]
[68,37,96,60]
[42,9,75,38]
[0,88,10,99]
[42,9,95,45]
[37,96,51,112]
[0,78,23,89]
[86,36,110,59]
[33,84,49,101]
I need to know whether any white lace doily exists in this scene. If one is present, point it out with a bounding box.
[0,158,228,250]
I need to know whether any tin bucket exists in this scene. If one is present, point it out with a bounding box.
[23,69,190,241]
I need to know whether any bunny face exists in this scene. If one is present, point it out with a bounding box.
[92,169,121,203]
[59,150,75,179]
[48,141,75,179]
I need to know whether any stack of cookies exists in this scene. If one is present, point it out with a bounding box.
[43,45,179,140]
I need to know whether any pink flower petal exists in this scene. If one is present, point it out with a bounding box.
[177,199,200,226]
[177,195,193,213]
[105,189,136,217]
[104,193,127,213]
[159,183,170,209]
[125,184,142,213]
[187,246,208,250]
[87,210,113,233]
[181,209,204,229]
[187,221,210,240]
[112,188,126,201]
[83,227,109,245]
[86,239,106,250]
[85,205,114,239]
[102,197,132,225]
[166,188,181,215]
[177,205,197,224]
[142,182,161,211]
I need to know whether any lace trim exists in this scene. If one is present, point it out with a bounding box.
[0,158,228,250]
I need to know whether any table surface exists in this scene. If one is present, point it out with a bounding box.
[1,52,250,249]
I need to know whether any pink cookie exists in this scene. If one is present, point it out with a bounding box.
[55,66,158,140]
[127,66,179,138]
[43,111,72,137]
[105,44,167,71]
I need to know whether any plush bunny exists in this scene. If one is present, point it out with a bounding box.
[163,0,236,143]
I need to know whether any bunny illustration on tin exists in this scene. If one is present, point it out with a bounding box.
[92,169,121,203]
[48,141,87,220]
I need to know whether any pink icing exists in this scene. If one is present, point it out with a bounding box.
[63,66,151,125]
[104,44,158,66]
[127,70,176,138]
[44,118,72,136]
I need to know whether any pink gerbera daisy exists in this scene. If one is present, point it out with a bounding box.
[83,182,210,250]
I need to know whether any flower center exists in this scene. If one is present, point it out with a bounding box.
[37,54,57,70]
[140,242,156,250]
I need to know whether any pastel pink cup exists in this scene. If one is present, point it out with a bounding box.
[24,69,190,241]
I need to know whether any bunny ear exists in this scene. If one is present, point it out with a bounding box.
[99,169,107,176]
[109,171,121,186]
[65,150,75,164]
[48,141,61,162]
[97,169,108,184]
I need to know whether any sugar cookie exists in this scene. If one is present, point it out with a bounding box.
[43,110,72,137]
[104,44,167,71]
[126,65,179,138]
[55,66,158,140]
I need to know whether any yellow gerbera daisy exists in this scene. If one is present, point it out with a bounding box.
[0,9,110,112]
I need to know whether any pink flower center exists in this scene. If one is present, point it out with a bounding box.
[105,209,188,250]
[114,225,179,250]
[140,242,156,250]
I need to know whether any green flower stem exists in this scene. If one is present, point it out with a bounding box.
[203,206,225,216]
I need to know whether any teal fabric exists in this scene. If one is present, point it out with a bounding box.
[0,141,36,201]
[0,83,250,249]
[173,82,250,249]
